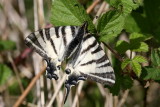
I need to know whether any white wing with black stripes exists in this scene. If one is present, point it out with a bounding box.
[25,25,80,80]
[64,33,115,103]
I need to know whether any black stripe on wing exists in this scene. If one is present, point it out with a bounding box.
[90,72,115,80]
[97,63,111,68]
[96,55,107,64]
[81,40,97,55]
[50,39,58,55]
[80,54,107,66]
[70,26,76,37]
[39,30,46,43]
[91,46,102,54]
[25,33,45,51]
[45,28,51,40]
[80,60,96,66]
[55,27,60,38]
[80,72,115,86]
[61,26,67,46]
[83,34,92,42]
[62,22,88,60]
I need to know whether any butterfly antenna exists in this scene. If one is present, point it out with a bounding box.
[64,83,71,104]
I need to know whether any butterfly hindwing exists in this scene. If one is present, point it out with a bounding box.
[64,34,115,98]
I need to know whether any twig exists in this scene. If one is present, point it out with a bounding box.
[102,42,123,61]
[47,75,67,107]
[71,82,84,107]
[8,54,24,93]
[13,67,46,107]
[93,1,107,24]
[86,0,100,14]
[117,90,129,107]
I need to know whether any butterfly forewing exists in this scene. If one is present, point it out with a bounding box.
[25,26,80,79]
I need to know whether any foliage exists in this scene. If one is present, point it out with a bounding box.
[0,64,12,85]
[0,40,16,51]
[0,0,160,106]
[50,0,95,32]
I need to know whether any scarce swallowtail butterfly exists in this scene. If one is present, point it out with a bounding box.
[63,24,115,103]
[25,22,88,80]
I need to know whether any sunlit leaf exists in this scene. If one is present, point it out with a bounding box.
[98,11,125,42]
[133,55,147,63]
[131,61,141,77]
[132,42,148,52]
[121,58,131,69]
[50,0,95,32]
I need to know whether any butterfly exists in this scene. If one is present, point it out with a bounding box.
[25,22,88,80]
[25,22,115,103]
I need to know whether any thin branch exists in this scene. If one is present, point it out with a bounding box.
[93,1,107,24]
[13,67,46,107]
[130,51,132,59]
[102,42,123,62]
[86,0,100,14]
[8,54,24,93]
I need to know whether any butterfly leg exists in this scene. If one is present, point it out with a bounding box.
[64,72,86,103]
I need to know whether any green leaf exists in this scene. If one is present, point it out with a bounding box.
[129,33,149,52]
[132,42,149,52]
[105,0,121,7]
[0,64,12,85]
[121,0,139,15]
[50,0,95,32]
[98,11,125,42]
[142,67,160,81]
[124,14,141,33]
[143,0,160,42]
[115,40,130,54]
[0,40,16,51]
[151,49,160,67]
[107,74,133,95]
[105,60,133,95]
[131,61,141,77]
[121,75,133,90]
[133,55,147,63]
[129,33,146,42]
[121,58,131,69]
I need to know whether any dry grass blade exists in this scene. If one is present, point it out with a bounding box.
[93,1,107,24]
[47,75,67,107]
[13,67,46,107]
[118,90,129,107]
[8,54,24,93]
[86,0,100,14]
[71,82,84,107]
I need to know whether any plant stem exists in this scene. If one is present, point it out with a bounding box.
[102,42,123,61]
